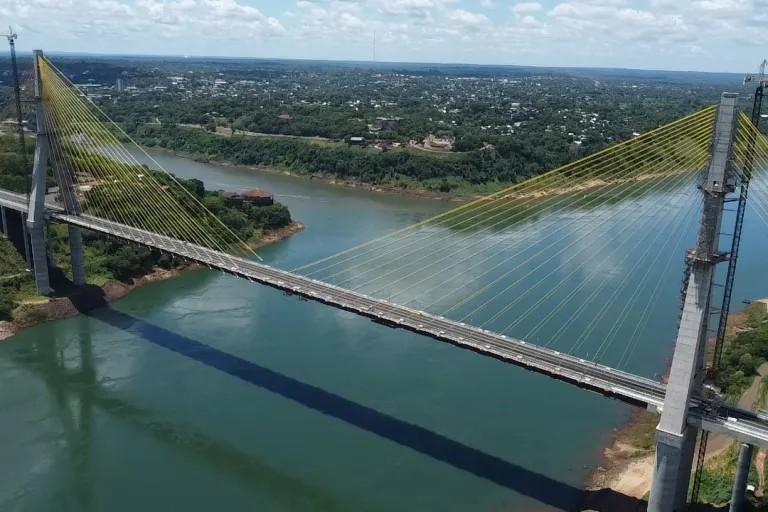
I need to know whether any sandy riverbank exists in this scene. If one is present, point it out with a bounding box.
[583,305,763,508]
[0,222,304,342]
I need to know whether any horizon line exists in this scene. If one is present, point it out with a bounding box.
[3,48,749,78]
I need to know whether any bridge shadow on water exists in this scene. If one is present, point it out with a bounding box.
[67,286,656,511]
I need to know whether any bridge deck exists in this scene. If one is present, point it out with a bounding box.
[2,188,768,447]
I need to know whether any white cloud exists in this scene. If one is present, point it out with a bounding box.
[3,0,767,72]
[446,9,490,29]
[512,2,543,14]
[693,0,749,10]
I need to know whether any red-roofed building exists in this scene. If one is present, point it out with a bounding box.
[222,189,274,207]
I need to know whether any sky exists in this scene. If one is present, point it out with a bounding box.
[1,0,767,73]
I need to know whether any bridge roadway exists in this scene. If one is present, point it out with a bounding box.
[2,188,768,447]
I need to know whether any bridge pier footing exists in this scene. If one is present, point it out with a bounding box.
[675,426,697,509]
[650,429,695,511]
[68,226,86,286]
[729,443,753,512]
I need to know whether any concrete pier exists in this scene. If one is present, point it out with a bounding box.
[729,443,754,512]
[1,205,7,236]
[22,214,33,269]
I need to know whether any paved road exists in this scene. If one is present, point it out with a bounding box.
[3,188,768,447]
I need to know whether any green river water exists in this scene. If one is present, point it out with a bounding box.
[2,150,768,511]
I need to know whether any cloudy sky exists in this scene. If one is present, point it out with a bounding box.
[2,0,767,72]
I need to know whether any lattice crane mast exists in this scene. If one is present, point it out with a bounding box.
[1,26,29,195]
[744,58,767,125]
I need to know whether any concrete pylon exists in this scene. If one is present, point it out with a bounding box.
[648,92,739,512]
[730,443,753,512]
[26,49,51,295]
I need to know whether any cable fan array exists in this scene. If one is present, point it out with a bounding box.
[295,107,720,371]
[37,57,255,260]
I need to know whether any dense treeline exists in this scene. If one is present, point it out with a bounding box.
[135,125,578,191]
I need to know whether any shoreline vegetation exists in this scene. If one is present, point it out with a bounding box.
[584,303,768,509]
[133,122,568,199]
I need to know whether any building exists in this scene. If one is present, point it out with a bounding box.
[424,134,454,151]
[116,78,124,93]
[371,117,401,131]
[222,189,274,207]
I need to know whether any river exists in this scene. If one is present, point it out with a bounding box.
[2,150,768,511]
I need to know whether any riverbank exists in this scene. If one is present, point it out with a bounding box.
[582,304,765,508]
[143,145,496,202]
[143,144,696,208]
[0,222,304,342]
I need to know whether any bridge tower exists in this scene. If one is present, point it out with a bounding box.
[27,50,87,293]
[27,50,52,295]
[648,92,739,511]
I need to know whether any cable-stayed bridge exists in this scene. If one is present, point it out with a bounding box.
[4,51,768,511]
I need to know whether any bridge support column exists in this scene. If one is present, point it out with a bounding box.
[68,226,86,286]
[1,205,7,236]
[22,213,33,269]
[729,443,753,512]
[648,93,739,512]
[26,49,51,296]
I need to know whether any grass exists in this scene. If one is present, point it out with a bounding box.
[697,443,743,505]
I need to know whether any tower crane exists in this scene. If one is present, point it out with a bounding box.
[0,27,26,147]
[744,58,767,126]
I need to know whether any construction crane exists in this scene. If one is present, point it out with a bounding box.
[744,58,767,126]
[1,26,31,198]
[0,27,26,153]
